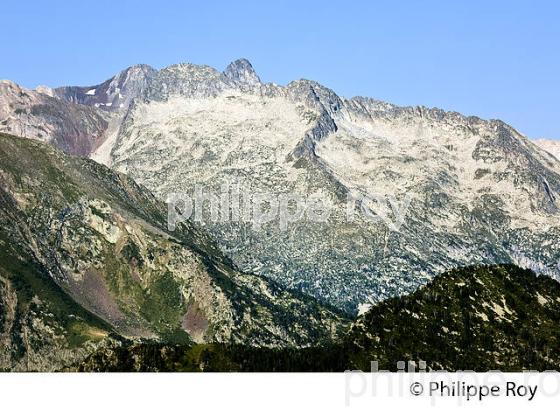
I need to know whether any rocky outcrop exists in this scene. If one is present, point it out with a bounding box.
[223,58,262,88]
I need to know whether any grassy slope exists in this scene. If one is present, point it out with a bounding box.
[0,132,347,370]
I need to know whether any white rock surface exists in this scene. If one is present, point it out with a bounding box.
[533,138,560,160]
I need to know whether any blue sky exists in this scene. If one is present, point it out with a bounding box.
[3,0,559,139]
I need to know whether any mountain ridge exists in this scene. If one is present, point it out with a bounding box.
[3,58,553,158]
[91,59,560,311]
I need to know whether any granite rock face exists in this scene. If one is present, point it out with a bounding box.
[533,138,560,161]
[95,60,560,312]
[223,58,262,87]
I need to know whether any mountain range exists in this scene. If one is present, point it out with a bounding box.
[1,59,560,371]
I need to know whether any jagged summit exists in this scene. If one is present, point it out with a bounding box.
[223,58,261,86]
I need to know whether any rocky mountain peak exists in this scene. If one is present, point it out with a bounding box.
[223,58,261,86]
[35,85,55,97]
[53,64,156,112]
